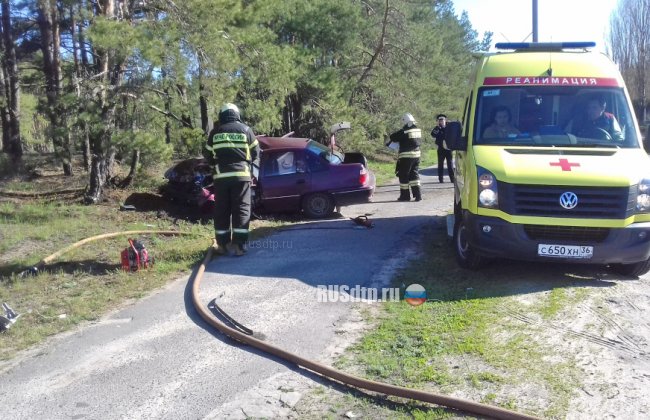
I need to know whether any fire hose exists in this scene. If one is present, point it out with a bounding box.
[193,244,539,420]
[29,230,539,419]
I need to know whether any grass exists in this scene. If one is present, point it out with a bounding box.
[324,225,592,419]
[0,161,285,362]
[0,199,213,360]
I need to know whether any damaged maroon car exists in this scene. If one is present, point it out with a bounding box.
[254,135,375,218]
[162,125,375,219]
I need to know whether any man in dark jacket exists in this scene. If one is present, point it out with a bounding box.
[203,103,259,256]
[386,113,423,201]
[431,114,455,183]
[568,96,624,141]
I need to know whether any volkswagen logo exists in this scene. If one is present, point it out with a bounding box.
[559,192,578,209]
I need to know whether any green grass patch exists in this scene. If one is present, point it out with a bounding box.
[0,172,284,361]
[334,226,589,418]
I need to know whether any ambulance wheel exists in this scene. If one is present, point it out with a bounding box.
[611,258,650,277]
[453,215,486,270]
[302,193,334,219]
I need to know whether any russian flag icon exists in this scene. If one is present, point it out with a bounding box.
[404,284,427,306]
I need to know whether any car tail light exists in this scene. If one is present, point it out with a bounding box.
[359,167,368,185]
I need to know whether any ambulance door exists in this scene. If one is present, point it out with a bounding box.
[454,94,472,205]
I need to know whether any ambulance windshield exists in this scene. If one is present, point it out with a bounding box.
[475,86,640,148]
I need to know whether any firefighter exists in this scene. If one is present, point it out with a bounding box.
[204,103,259,256]
[386,113,423,201]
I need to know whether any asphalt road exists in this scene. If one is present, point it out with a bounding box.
[0,168,454,419]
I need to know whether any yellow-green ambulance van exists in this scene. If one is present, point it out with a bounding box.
[445,42,650,276]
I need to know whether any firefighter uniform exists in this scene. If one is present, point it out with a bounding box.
[387,114,422,201]
[203,103,259,255]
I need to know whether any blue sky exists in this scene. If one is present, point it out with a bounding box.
[452,0,619,52]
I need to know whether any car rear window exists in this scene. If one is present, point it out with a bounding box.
[306,140,343,164]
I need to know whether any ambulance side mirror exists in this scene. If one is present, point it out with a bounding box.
[445,121,467,151]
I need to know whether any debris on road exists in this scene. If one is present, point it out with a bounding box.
[1,302,21,331]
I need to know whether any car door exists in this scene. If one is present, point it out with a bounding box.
[259,150,311,212]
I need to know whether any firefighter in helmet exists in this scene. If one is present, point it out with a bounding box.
[386,113,423,201]
[203,103,259,256]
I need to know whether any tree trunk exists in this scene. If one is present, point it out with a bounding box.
[176,84,193,129]
[86,154,105,204]
[85,122,114,203]
[349,0,390,106]
[164,94,172,144]
[121,149,140,187]
[1,0,23,162]
[199,64,209,133]
[0,57,10,152]
[82,127,90,171]
[37,0,72,175]
[84,0,125,204]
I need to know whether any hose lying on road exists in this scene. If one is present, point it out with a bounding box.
[191,244,540,420]
[29,230,538,419]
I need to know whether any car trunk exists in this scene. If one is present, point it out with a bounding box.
[343,152,367,168]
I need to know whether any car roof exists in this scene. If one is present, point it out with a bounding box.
[257,136,311,150]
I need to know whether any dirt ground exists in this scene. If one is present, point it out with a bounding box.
[534,274,650,419]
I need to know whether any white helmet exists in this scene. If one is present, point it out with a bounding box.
[401,113,416,127]
[219,102,241,123]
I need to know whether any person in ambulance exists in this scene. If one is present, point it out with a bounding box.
[482,105,521,138]
[566,95,624,142]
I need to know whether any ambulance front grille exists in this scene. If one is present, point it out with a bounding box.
[524,225,610,243]
[500,184,635,218]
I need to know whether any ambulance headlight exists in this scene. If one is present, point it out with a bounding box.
[637,194,650,212]
[477,167,498,208]
[479,189,498,207]
[637,179,650,213]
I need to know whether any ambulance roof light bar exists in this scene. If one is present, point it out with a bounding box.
[495,42,596,51]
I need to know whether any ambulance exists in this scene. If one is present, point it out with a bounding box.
[445,42,650,276]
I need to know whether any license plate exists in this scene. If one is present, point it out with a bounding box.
[538,244,594,259]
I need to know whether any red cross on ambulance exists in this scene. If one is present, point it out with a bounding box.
[549,158,580,171]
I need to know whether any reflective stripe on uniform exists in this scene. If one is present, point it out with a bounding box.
[210,143,250,151]
[216,230,230,235]
[409,180,421,186]
[214,170,251,179]
[400,183,410,190]
[398,150,421,158]
[404,128,422,139]
[232,228,249,234]
[247,138,258,160]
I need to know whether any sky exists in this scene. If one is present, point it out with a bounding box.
[452,0,620,52]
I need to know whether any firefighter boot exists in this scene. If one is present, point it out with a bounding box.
[397,188,411,201]
[232,243,247,257]
[411,185,422,202]
[213,243,228,255]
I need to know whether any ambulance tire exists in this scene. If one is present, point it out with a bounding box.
[453,215,486,270]
[611,258,650,277]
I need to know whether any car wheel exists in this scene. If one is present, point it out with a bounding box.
[302,193,335,219]
[610,258,650,277]
[453,215,486,269]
